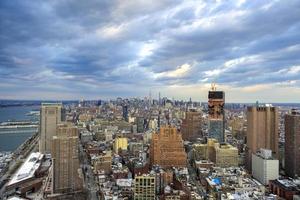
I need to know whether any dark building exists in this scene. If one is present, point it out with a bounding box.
[285,109,300,178]
[136,117,145,133]
[122,105,129,122]
[208,84,225,143]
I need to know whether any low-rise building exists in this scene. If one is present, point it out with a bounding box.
[269,179,300,200]
[252,149,279,185]
[134,174,156,200]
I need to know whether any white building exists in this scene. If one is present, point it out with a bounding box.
[252,148,279,185]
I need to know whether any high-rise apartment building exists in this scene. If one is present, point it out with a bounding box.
[181,109,202,141]
[51,123,82,194]
[246,106,278,172]
[208,84,225,143]
[284,109,300,178]
[134,175,155,200]
[39,103,62,154]
[150,126,187,168]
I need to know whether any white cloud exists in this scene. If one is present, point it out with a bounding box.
[154,63,191,78]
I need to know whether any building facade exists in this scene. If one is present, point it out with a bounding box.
[246,106,279,172]
[181,109,202,141]
[114,137,128,154]
[134,175,156,200]
[252,149,279,185]
[51,123,82,194]
[150,126,187,168]
[193,139,238,167]
[39,103,62,154]
[284,109,300,178]
[215,143,238,168]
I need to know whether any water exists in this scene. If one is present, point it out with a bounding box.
[0,132,35,151]
[0,106,39,151]
[0,106,39,122]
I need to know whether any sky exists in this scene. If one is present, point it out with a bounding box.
[0,0,300,102]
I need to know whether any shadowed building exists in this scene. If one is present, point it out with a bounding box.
[51,123,82,194]
[208,84,225,143]
[39,103,63,154]
[181,109,202,141]
[284,109,300,178]
[246,105,279,172]
[150,126,187,168]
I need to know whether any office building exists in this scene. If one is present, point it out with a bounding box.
[252,149,279,185]
[285,109,300,178]
[215,143,239,168]
[192,139,238,167]
[114,137,128,154]
[39,103,62,154]
[181,109,202,141]
[208,83,225,143]
[51,123,82,194]
[246,105,278,171]
[134,175,155,200]
[150,126,187,168]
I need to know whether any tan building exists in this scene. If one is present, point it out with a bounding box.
[246,106,279,171]
[192,143,208,161]
[284,109,300,178]
[181,109,202,141]
[192,139,238,168]
[39,103,62,154]
[134,175,155,200]
[91,151,112,175]
[150,126,187,168]
[215,143,238,168]
[51,123,82,194]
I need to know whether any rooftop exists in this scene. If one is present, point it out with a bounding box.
[7,152,43,186]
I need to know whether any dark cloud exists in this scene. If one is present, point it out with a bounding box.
[0,0,300,100]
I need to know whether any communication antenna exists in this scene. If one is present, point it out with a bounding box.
[211,82,216,91]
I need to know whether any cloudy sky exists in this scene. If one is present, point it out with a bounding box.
[0,0,300,102]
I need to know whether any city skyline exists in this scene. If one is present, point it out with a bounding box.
[1,0,300,102]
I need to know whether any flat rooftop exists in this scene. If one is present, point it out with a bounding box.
[7,152,43,186]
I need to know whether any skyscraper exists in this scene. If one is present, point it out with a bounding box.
[246,106,279,172]
[181,109,202,141]
[208,83,225,143]
[51,123,82,194]
[284,109,300,178]
[150,126,187,168]
[39,103,62,154]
